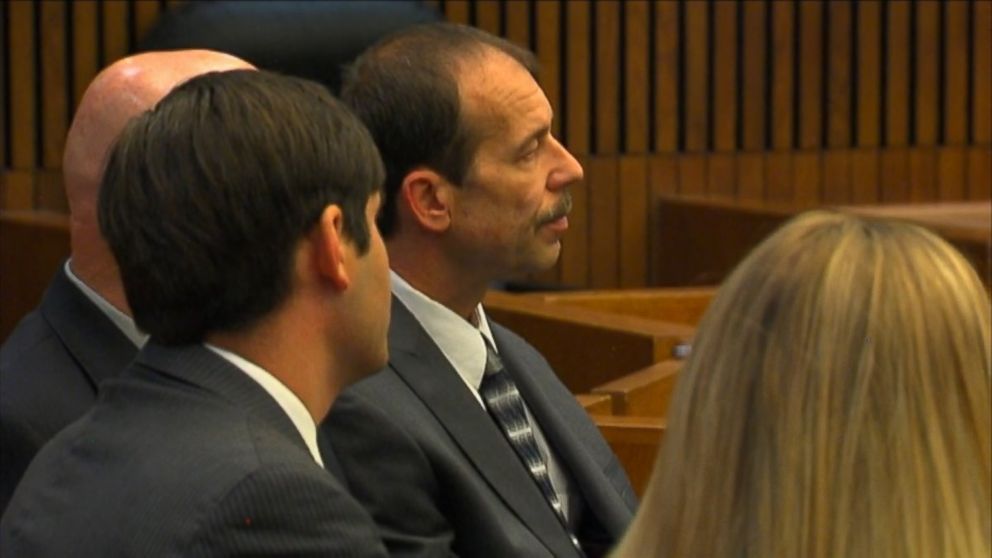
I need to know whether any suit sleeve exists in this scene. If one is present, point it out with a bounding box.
[323,391,458,558]
[187,461,388,557]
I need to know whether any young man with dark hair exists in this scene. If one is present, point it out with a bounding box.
[1,70,390,557]
[0,50,254,515]
[323,23,637,557]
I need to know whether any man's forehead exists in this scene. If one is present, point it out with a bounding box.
[457,52,551,137]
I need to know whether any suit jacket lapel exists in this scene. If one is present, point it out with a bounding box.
[492,324,635,540]
[42,265,138,390]
[135,342,309,457]
[387,297,579,557]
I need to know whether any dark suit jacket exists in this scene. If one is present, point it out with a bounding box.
[0,343,388,557]
[322,297,637,557]
[0,265,137,514]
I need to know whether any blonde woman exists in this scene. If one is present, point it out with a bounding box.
[614,210,990,558]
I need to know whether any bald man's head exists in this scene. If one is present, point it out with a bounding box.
[64,49,254,311]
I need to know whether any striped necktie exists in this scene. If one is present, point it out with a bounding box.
[478,336,583,553]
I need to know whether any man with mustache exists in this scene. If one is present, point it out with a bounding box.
[322,23,636,557]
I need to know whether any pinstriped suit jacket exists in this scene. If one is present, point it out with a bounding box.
[0,343,387,557]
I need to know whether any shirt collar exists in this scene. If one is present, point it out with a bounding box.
[64,260,148,348]
[203,343,324,467]
[390,271,495,399]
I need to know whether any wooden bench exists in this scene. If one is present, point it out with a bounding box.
[484,290,694,393]
[591,360,681,418]
[591,415,665,497]
[0,210,71,341]
[575,393,613,415]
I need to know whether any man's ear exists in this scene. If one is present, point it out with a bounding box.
[312,204,350,291]
[401,169,453,233]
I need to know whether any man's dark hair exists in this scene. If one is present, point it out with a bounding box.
[340,22,538,237]
[99,69,385,345]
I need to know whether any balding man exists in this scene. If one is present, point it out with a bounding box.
[0,50,253,514]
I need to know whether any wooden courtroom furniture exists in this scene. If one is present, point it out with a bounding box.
[0,210,70,341]
[521,287,715,327]
[483,290,694,393]
[575,393,613,416]
[657,196,992,288]
[591,415,666,498]
[591,360,681,418]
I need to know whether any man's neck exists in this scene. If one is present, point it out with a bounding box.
[388,242,488,322]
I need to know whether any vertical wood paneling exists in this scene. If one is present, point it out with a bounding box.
[798,0,822,149]
[565,0,591,153]
[915,0,940,145]
[102,0,129,66]
[736,152,765,201]
[40,1,68,169]
[973,0,992,143]
[706,153,735,198]
[879,148,910,201]
[6,1,37,208]
[619,156,648,287]
[595,0,621,153]
[678,153,706,196]
[536,0,561,138]
[885,0,910,146]
[588,157,619,288]
[943,1,968,144]
[968,148,991,199]
[72,1,99,112]
[826,0,852,147]
[856,1,882,147]
[648,154,678,282]
[740,0,766,151]
[560,156,590,287]
[792,151,820,204]
[937,147,967,200]
[654,0,679,152]
[444,0,470,24]
[908,148,937,201]
[475,0,501,35]
[505,0,530,49]
[684,0,708,151]
[765,151,793,201]
[0,0,7,170]
[822,149,852,203]
[624,0,650,153]
[850,148,880,202]
[712,0,736,152]
[770,1,794,150]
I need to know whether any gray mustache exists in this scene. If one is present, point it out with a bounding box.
[538,193,573,225]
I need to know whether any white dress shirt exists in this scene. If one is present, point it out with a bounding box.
[65,260,148,348]
[205,344,324,467]
[390,271,577,525]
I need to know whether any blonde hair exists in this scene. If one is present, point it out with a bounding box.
[615,210,991,558]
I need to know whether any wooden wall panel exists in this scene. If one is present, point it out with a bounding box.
[39,1,68,172]
[536,0,562,139]
[968,148,991,200]
[770,1,795,150]
[565,0,591,154]
[683,0,708,152]
[915,0,940,145]
[595,0,621,153]
[7,1,37,209]
[619,156,648,287]
[974,0,992,144]
[474,0,500,35]
[444,0,470,24]
[856,0,882,147]
[588,158,619,288]
[72,1,100,112]
[102,0,129,66]
[885,0,910,146]
[943,1,969,144]
[505,0,530,50]
[826,0,852,148]
[711,0,737,153]
[560,156,590,288]
[822,149,852,204]
[908,149,938,202]
[624,0,650,153]
[654,0,679,152]
[798,0,823,149]
[740,0,766,151]
[880,148,910,202]
[938,147,967,200]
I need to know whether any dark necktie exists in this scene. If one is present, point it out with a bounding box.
[479,336,583,553]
